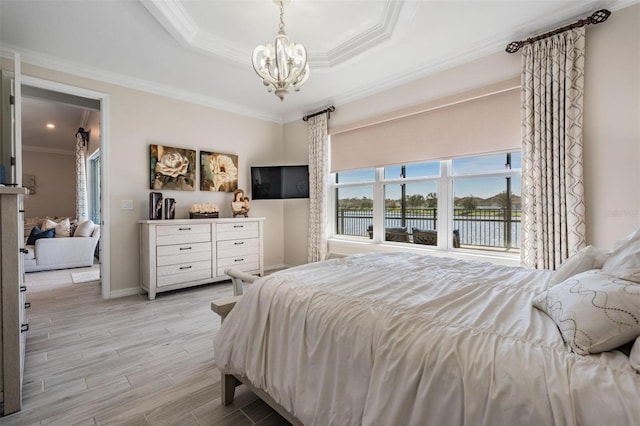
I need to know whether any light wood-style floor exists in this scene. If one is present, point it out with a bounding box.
[1,266,290,425]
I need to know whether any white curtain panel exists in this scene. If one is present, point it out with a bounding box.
[75,133,89,221]
[521,27,587,269]
[307,113,329,263]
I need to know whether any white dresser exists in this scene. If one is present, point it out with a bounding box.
[139,218,264,300]
[0,187,28,415]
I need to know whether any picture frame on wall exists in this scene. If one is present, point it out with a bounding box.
[149,144,196,191]
[200,151,238,192]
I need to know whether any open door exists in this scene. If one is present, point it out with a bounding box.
[1,53,21,186]
[12,53,22,186]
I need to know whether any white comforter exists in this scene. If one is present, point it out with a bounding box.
[214,252,640,425]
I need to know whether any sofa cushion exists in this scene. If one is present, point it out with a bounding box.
[74,220,95,237]
[26,226,56,245]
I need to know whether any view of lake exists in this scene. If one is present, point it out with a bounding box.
[337,208,521,249]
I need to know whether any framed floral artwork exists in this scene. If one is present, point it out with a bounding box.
[200,151,238,192]
[150,144,196,191]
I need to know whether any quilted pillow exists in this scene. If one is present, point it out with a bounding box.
[533,269,640,355]
[602,227,640,283]
[26,226,56,245]
[548,245,609,288]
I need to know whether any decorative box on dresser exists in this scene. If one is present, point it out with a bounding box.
[139,218,264,300]
[0,187,29,416]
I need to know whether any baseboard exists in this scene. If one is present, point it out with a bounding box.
[107,287,143,299]
[264,263,287,273]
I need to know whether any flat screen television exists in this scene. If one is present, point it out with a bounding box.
[251,165,309,199]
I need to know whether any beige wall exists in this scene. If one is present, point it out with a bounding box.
[583,5,640,246]
[282,119,309,266]
[22,151,75,219]
[3,3,638,290]
[0,60,286,296]
[284,3,640,258]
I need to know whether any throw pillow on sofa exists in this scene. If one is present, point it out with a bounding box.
[26,226,56,245]
[42,218,71,238]
[74,219,95,237]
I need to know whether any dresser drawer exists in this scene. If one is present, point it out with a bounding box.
[217,253,259,271]
[217,221,259,241]
[157,241,211,257]
[157,247,211,267]
[156,224,211,245]
[217,238,259,257]
[157,260,212,287]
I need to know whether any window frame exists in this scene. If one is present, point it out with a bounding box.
[330,151,521,254]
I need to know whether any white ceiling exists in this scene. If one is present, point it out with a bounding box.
[1,0,636,143]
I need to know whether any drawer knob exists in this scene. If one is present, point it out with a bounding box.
[234,258,245,262]
[179,227,192,231]
[21,324,29,333]
[233,225,244,228]
[179,246,192,251]
[179,265,193,270]
[25,302,31,309]
[20,285,27,292]
[234,242,244,245]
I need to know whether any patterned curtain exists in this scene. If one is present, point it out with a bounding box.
[307,113,329,263]
[75,132,89,221]
[521,27,587,269]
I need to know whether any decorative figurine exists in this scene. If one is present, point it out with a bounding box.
[231,188,250,217]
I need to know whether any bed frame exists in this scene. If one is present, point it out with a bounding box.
[211,269,303,426]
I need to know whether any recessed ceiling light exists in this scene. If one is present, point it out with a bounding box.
[46,123,55,129]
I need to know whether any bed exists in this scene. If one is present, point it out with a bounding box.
[213,251,640,425]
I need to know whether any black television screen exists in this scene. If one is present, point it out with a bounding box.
[251,165,309,199]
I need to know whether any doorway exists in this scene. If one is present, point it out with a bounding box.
[18,76,110,298]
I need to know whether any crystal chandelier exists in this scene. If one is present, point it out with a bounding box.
[252,0,309,101]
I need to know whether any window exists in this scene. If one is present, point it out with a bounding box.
[87,149,100,226]
[335,169,375,237]
[332,151,521,252]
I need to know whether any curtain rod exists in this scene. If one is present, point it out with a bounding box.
[505,9,611,53]
[302,105,335,122]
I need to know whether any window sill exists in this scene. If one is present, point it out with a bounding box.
[327,237,521,267]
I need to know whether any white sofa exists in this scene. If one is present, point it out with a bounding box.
[23,225,100,272]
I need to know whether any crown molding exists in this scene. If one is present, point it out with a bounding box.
[0,44,283,124]
[22,145,75,156]
[140,0,405,69]
[282,0,640,122]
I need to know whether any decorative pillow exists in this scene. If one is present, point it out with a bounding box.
[533,269,640,355]
[26,226,56,245]
[42,218,71,238]
[602,227,640,283]
[548,245,609,288]
[73,219,95,237]
[630,337,640,372]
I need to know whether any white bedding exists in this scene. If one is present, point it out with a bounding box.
[214,252,640,425]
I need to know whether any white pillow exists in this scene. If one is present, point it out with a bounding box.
[74,219,95,237]
[548,245,608,287]
[533,269,640,355]
[602,227,640,283]
[42,218,71,238]
[630,337,640,372]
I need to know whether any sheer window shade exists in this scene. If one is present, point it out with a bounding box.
[330,87,520,172]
